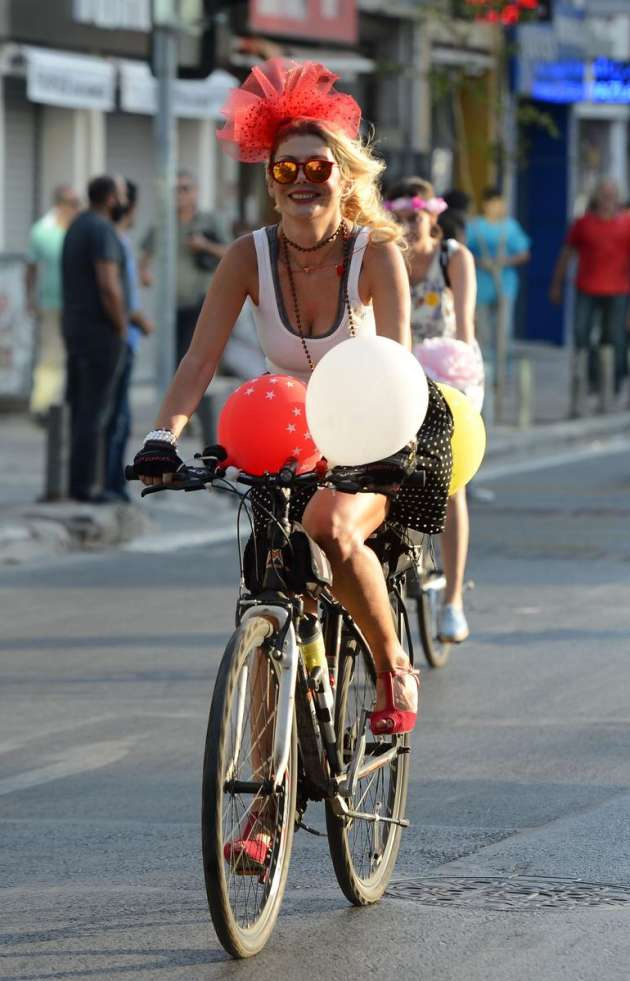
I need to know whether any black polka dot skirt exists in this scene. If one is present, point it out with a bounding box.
[248,379,453,539]
[389,378,453,535]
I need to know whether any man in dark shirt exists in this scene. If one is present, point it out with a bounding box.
[62,174,128,502]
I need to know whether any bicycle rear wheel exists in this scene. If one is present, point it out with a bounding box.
[325,615,410,906]
[202,616,297,958]
[410,554,452,669]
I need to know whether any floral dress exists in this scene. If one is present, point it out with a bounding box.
[411,240,484,413]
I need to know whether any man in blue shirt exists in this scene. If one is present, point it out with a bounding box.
[62,175,129,502]
[467,187,531,358]
[106,180,154,500]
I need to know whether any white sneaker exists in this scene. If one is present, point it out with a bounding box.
[438,604,469,643]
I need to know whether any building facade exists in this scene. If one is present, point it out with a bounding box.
[0,0,504,392]
[515,0,630,344]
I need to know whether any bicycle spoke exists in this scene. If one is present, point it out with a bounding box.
[216,640,291,932]
[336,638,402,883]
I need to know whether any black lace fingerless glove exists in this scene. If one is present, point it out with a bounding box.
[132,440,183,479]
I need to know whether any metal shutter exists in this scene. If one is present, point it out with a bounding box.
[3,78,37,254]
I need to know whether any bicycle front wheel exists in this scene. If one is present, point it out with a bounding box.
[202,616,297,958]
[325,624,410,905]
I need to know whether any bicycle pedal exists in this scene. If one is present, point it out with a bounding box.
[295,819,326,838]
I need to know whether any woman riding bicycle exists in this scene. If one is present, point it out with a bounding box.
[384,177,481,644]
[133,60,452,755]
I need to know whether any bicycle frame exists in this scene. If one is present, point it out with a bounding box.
[137,460,414,821]
[236,590,409,831]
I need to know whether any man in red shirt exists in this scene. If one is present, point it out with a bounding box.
[550,178,630,403]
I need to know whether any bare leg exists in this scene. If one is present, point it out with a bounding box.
[302,489,413,713]
[442,488,469,608]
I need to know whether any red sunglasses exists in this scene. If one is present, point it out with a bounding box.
[269,157,335,185]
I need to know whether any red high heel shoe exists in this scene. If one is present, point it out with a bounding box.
[370,665,421,735]
[223,812,272,875]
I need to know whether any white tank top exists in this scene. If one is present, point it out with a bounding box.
[251,225,376,385]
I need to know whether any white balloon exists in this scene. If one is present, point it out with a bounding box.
[306,336,428,466]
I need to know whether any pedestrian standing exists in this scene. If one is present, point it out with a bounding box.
[25,185,80,420]
[61,175,128,503]
[139,169,230,367]
[467,187,531,356]
[550,178,630,404]
[384,177,482,643]
[105,179,155,501]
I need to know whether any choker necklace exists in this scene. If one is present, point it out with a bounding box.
[281,220,344,253]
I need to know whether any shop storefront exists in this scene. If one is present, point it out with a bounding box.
[515,3,630,345]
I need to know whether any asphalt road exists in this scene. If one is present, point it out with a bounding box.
[2,444,630,980]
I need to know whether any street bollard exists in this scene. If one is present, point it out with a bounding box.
[598,345,615,414]
[44,403,70,501]
[516,358,533,430]
[494,294,508,424]
[570,349,589,418]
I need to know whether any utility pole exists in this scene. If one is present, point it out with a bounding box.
[152,0,179,401]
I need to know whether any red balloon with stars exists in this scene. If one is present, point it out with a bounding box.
[217,375,321,476]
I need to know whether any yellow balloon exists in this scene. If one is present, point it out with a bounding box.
[436,383,486,495]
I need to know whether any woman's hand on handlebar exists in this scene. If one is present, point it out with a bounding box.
[132,440,183,486]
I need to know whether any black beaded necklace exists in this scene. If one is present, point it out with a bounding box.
[281,221,357,373]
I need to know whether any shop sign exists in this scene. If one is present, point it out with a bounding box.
[0,259,34,401]
[26,47,116,111]
[521,57,630,104]
[249,0,357,44]
[72,0,151,31]
[119,61,238,118]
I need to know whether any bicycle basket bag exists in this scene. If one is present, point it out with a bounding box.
[242,523,332,596]
[284,522,333,594]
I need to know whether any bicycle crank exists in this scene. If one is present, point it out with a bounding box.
[330,793,410,828]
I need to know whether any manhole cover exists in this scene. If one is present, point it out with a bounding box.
[387,876,630,912]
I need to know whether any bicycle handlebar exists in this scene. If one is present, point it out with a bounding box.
[125,456,426,498]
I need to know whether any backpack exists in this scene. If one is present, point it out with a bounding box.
[438,239,452,289]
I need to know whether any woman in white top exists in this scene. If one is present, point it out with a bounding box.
[133,61,456,870]
[134,55,455,790]
[385,177,480,644]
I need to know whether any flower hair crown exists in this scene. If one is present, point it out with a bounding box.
[384,195,448,215]
[217,57,361,163]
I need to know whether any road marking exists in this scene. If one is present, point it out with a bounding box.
[0,715,117,754]
[0,740,132,796]
[0,711,203,756]
[479,436,630,483]
[121,526,241,553]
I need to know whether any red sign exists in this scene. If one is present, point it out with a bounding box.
[249,1,358,45]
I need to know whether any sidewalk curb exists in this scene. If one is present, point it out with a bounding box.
[0,502,154,565]
[1,411,628,565]
[485,411,630,460]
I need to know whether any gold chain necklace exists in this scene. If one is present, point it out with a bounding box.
[281,223,356,373]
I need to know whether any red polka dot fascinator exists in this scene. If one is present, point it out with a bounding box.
[217,58,362,163]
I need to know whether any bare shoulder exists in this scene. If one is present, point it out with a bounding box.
[216,232,259,299]
[223,232,257,270]
[362,236,406,276]
[449,241,475,268]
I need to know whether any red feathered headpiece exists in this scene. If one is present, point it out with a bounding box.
[217,58,362,163]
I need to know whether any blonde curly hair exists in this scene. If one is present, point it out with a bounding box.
[269,121,404,247]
